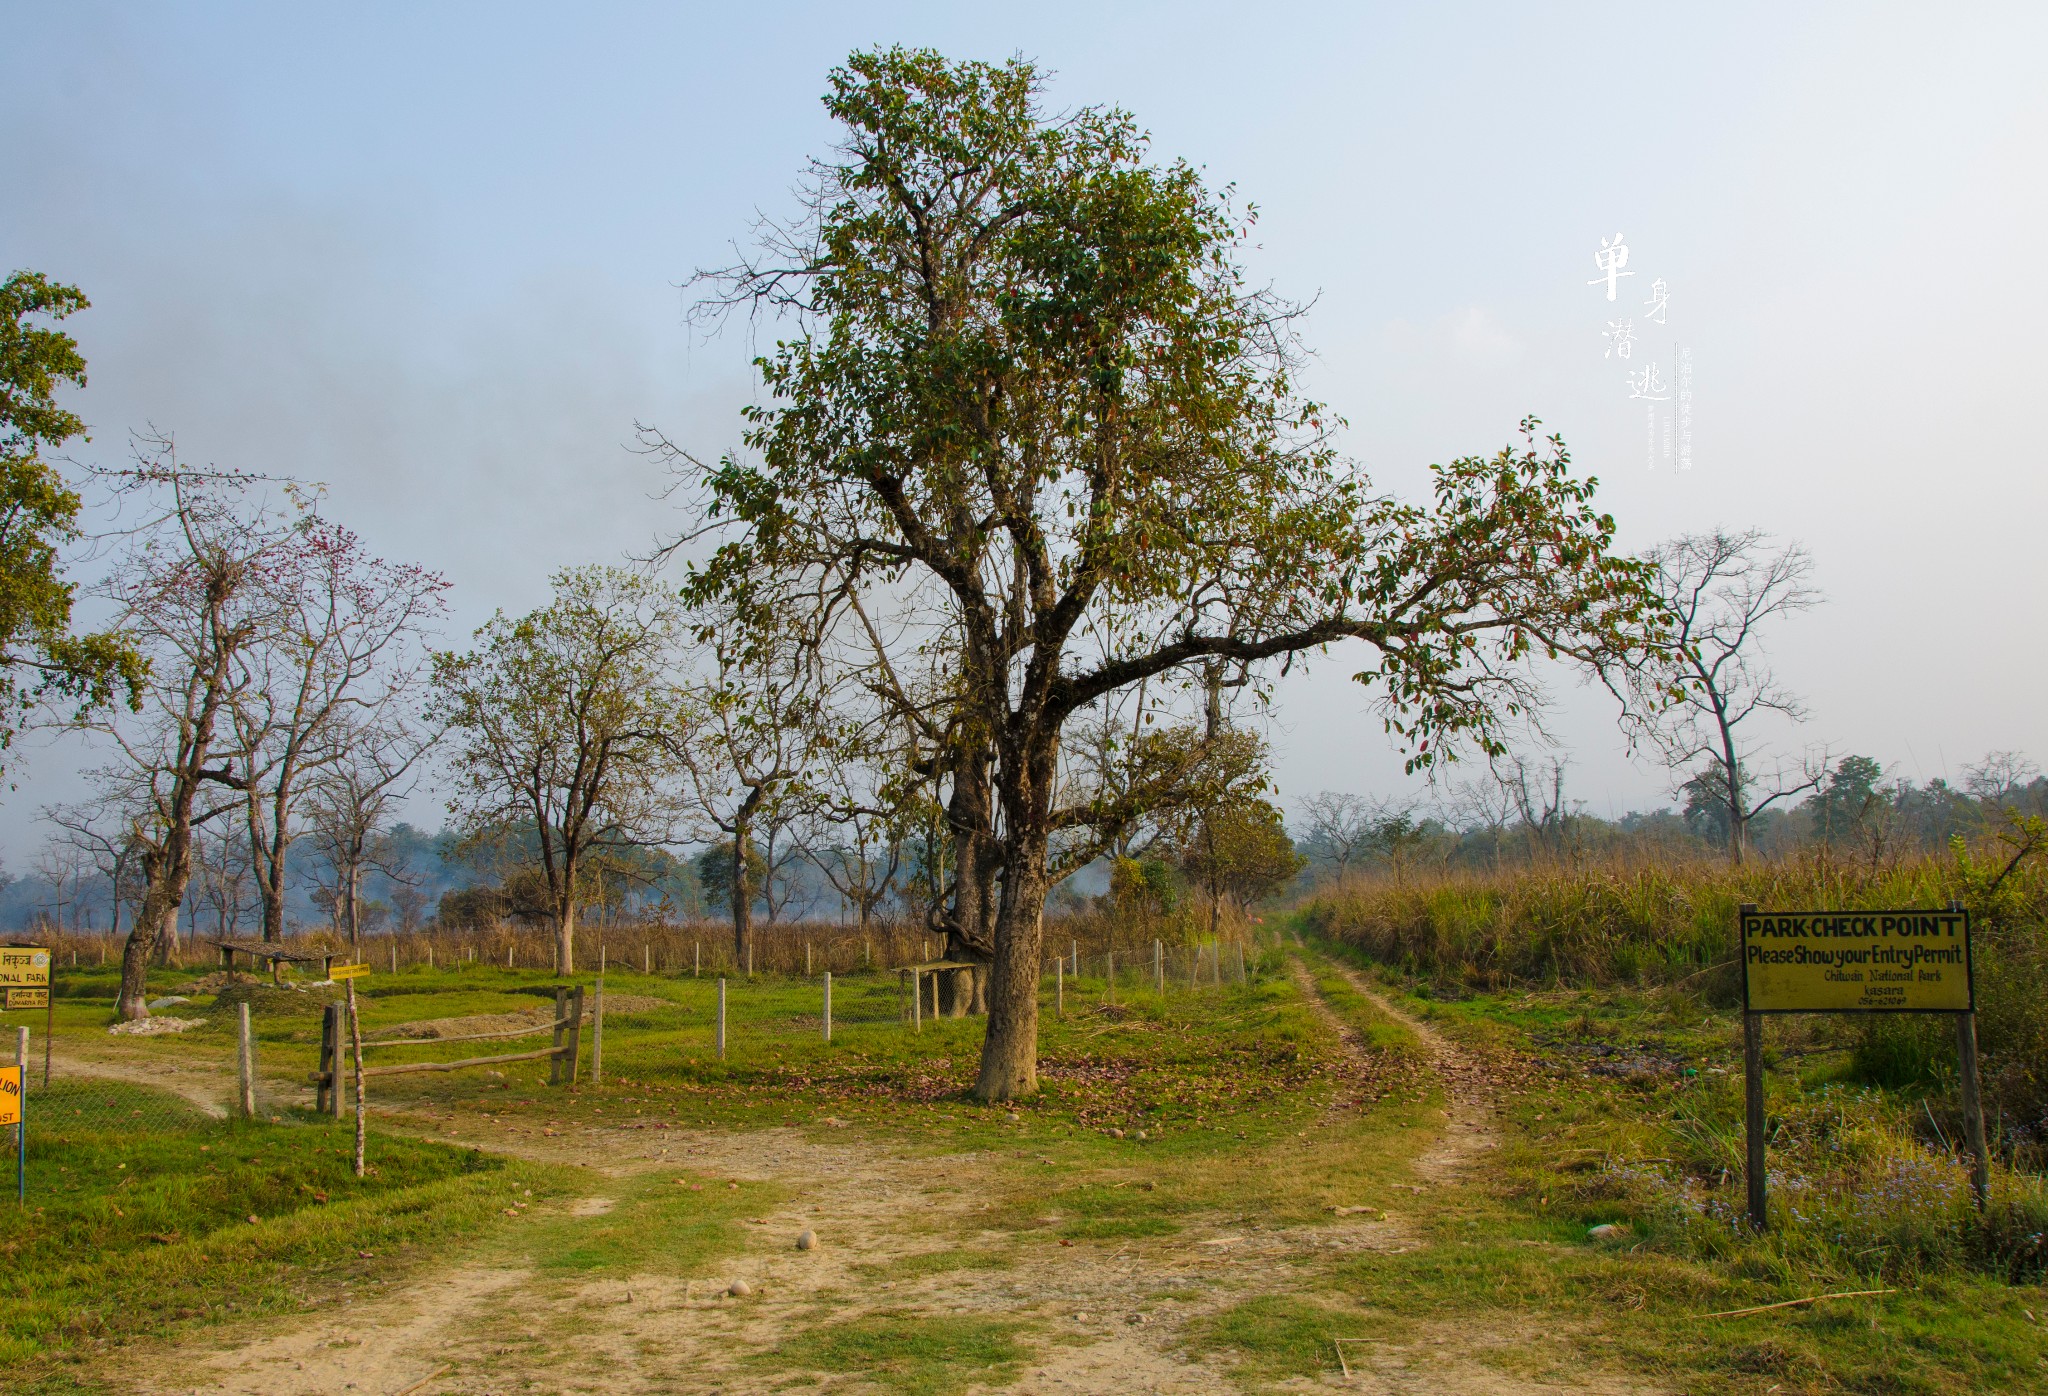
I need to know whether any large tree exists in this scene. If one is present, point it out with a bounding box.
[0,272,144,761]
[432,566,686,975]
[665,49,1663,1098]
[90,457,300,1018]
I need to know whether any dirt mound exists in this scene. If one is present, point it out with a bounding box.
[209,979,339,1019]
[367,1009,551,1042]
[595,993,676,1016]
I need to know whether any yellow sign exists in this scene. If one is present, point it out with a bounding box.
[0,1066,19,1127]
[329,963,372,980]
[0,948,49,988]
[4,988,47,1010]
[1742,909,1972,1013]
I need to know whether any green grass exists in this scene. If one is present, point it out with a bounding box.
[516,1171,777,1276]
[0,1086,569,1391]
[24,937,2048,1394]
[758,1311,1030,1395]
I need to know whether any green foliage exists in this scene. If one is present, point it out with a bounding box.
[1107,854,1179,915]
[0,271,145,759]
[431,566,690,949]
[1174,797,1304,909]
[693,839,769,913]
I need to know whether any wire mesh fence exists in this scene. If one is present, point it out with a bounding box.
[0,920,1292,1196]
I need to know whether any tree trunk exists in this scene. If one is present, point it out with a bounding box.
[730,819,753,967]
[119,841,195,1020]
[557,898,577,976]
[973,850,1048,1100]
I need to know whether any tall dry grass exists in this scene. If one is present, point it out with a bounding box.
[1302,848,2048,1165]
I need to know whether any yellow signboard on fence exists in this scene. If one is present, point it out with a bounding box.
[0,1066,20,1127]
[1741,908,1972,1013]
[0,948,49,988]
[329,963,372,980]
[4,988,48,1010]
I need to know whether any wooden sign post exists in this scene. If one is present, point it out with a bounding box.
[1739,900,1982,1230]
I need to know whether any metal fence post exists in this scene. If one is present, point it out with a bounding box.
[1056,957,1064,1019]
[16,1026,26,1202]
[912,969,922,1033]
[591,978,605,1085]
[1106,950,1115,1007]
[717,977,727,1058]
[1154,939,1162,993]
[823,972,832,1042]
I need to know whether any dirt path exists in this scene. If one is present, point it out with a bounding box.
[46,1048,233,1119]
[1310,958,1505,1185]
[116,963,1652,1396]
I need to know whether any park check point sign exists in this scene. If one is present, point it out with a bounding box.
[1741,909,1972,1014]
[1736,902,1985,1234]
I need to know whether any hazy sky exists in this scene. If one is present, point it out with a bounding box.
[3,2,2044,850]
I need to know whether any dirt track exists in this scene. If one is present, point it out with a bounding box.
[114,959,1659,1396]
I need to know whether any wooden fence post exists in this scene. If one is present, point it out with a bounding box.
[1740,902,1767,1231]
[823,972,832,1043]
[716,978,727,1059]
[319,1002,344,1118]
[564,987,584,1088]
[694,941,700,977]
[550,986,568,1087]
[237,1001,256,1119]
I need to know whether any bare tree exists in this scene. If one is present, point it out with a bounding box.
[188,824,254,939]
[86,453,298,1018]
[1300,791,1375,881]
[673,621,815,967]
[1964,750,2039,805]
[31,842,88,931]
[1637,529,1825,864]
[305,714,436,956]
[1446,770,1518,868]
[234,511,447,947]
[45,802,144,936]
